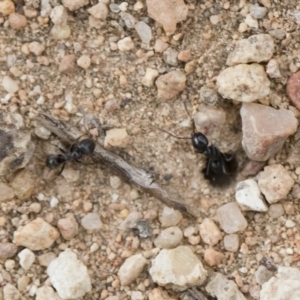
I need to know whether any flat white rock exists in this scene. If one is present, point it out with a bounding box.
[149,246,207,291]
[159,206,182,227]
[217,64,270,102]
[47,249,92,299]
[118,254,148,286]
[217,202,248,234]
[260,267,300,300]
[18,248,35,270]
[206,272,246,300]
[226,34,274,66]
[2,76,19,93]
[235,179,268,212]
[258,164,295,204]
[14,217,59,251]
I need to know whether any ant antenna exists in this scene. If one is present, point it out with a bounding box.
[157,127,191,140]
[183,99,196,134]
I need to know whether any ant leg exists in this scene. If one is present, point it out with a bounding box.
[59,147,67,154]
[205,158,212,177]
[74,159,93,165]
[220,154,231,175]
[57,162,66,176]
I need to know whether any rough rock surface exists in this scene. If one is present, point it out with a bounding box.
[204,248,225,266]
[199,218,222,246]
[240,103,298,161]
[146,0,188,35]
[155,70,186,100]
[18,248,35,270]
[287,70,300,110]
[3,284,21,300]
[217,202,248,234]
[258,164,295,204]
[14,218,60,250]
[80,212,102,231]
[10,169,35,200]
[255,265,274,285]
[194,108,226,139]
[154,226,183,249]
[223,234,240,252]
[62,0,89,11]
[57,214,79,240]
[226,34,274,65]
[0,182,14,202]
[0,112,35,176]
[149,246,208,291]
[36,286,62,300]
[0,243,18,260]
[104,128,129,148]
[216,64,270,102]
[266,58,282,78]
[118,254,148,286]
[235,179,268,212]
[260,267,300,300]
[47,249,92,299]
[159,206,182,227]
[206,272,247,300]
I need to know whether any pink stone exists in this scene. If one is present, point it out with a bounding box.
[258,164,294,204]
[287,71,300,109]
[204,248,224,266]
[199,218,222,246]
[177,50,191,62]
[146,0,188,35]
[0,243,18,260]
[57,214,78,240]
[240,103,298,161]
[156,70,186,100]
[59,54,76,73]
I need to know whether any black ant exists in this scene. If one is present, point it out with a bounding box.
[46,138,96,176]
[159,102,238,187]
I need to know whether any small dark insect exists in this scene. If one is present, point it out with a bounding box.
[159,102,238,187]
[260,257,277,272]
[46,138,95,176]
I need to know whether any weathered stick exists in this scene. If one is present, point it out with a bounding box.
[37,113,197,217]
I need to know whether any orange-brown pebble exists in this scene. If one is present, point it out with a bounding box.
[177,50,191,62]
[204,248,225,266]
[59,54,76,73]
[9,13,27,30]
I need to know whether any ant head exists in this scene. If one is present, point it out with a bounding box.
[192,132,208,153]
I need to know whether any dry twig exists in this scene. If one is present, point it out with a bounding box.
[37,113,197,218]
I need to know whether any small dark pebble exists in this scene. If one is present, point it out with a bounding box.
[164,174,173,181]
[132,220,152,239]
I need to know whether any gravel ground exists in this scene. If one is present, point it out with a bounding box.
[1,0,300,299]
